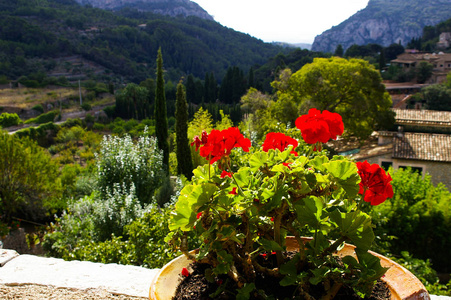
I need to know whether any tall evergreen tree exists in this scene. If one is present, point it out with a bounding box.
[175,81,193,179]
[186,74,198,104]
[155,48,169,173]
[334,44,344,57]
[248,67,255,88]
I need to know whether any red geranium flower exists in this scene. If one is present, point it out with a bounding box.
[262,132,298,156]
[220,170,233,178]
[356,161,394,206]
[199,127,251,164]
[181,267,190,277]
[196,212,203,219]
[295,108,343,145]
[229,187,238,195]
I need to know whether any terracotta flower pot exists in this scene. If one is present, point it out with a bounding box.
[149,237,430,300]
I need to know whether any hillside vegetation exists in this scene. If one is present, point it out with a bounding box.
[0,0,289,84]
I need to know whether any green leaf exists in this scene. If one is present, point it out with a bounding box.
[309,266,330,285]
[233,167,251,187]
[259,238,284,252]
[215,250,233,274]
[249,152,267,172]
[329,210,374,251]
[324,160,357,181]
[168,183,217,231]
[324,160,360,198]
[309,155,329,172]
[294,196,324,227]
[236,283,256,300]
[355,249,389,281]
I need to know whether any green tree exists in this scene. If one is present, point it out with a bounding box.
[379,49,386,70]
[155,48,169,173]
[175,81,193,179]
[334,44,344,57]
[115,83,150,120]
[285,57,394,139]
[423,84,451,111]
[0,131,61,221]
[416,61,434,84]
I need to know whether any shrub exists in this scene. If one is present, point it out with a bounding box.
[0,112,22,128]
[92,122,105,131]
[31,104,44,114]
[371,168,451,273]
[96,130,165,206]
[103,105,115,119]
[25,110,59,124]
[14,122,60,147]
[81,103,92,111]
[44,206,183,268]
[91,183,146,241]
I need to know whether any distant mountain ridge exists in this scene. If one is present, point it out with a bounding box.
[312,0,451,53]
[74,0,214,20]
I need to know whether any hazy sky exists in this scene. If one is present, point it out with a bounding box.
[191,0,369,44]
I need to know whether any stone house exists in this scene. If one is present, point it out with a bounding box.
[437,32,451,50]
[343,109,451,189]
[391,52,451,84]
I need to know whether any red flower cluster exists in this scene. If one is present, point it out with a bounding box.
[220,170,233,178]
[195,127,251,164]
[262,132,299,156]
[295,108,344,144]
[191,130,208,151]
[356,161,394,206]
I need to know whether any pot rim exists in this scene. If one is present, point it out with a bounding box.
[149,237,430,300]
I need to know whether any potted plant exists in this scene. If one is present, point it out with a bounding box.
[154,109,429,299]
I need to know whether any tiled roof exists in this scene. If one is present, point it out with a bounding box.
[393,109,451,127]
[393,133,451,162]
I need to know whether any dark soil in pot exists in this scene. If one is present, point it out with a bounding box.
[173,262,391,300]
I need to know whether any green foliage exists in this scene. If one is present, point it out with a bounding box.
[175,81,193,179]
[0,131,62,221]
[187,107,213,168]
[14,121,60,147]
[155,48,169,173]
[115,83,151,120]
[31,104,44,113]
[24,110,59,124]
[43,203,181,268]
[423,84,451,111]
[81,103,92,111]
[415,61,434,84]
[284,57,395,140]
[0,112,22,128]
[168,141,388,298]
[371,168,451,273]
[391,252,451,296]
[96,131,165,206]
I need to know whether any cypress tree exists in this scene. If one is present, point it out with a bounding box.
[155,48,169,173]
[175,80,193,179]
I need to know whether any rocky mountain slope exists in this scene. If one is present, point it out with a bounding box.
[74,0,213,20]
[311,0,451,53]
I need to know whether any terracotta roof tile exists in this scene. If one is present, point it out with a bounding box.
[393,109,451,127]
[393,133,451,162]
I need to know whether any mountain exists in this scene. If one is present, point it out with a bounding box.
[311,0,451,53]
[74,0,213,20]
[0,0,289,84]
